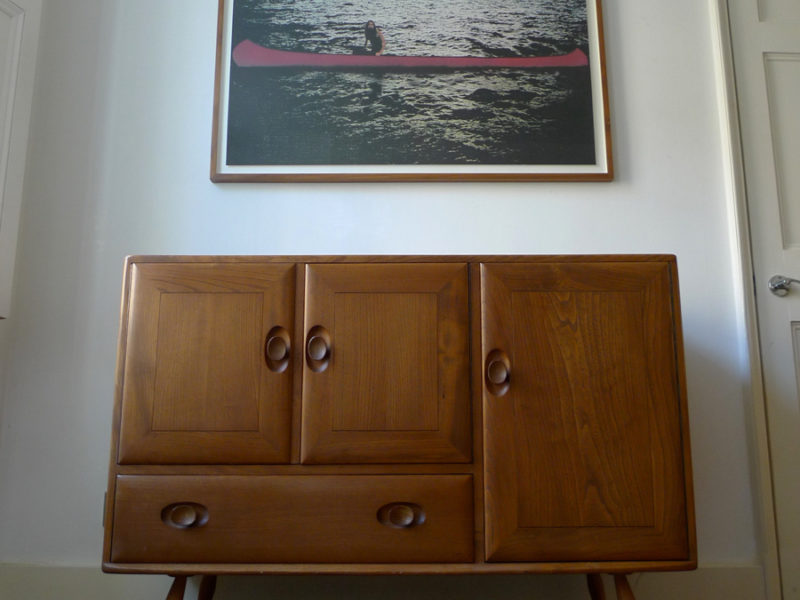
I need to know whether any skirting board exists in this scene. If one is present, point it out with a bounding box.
[0,564,766,600]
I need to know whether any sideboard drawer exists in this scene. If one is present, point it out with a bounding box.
[110,474,474,564]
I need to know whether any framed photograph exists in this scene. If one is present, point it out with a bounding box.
[210,0,612,182]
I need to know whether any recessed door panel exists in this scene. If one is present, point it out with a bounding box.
[482,260,691,561]
[151,291,262,432]
[301,263,471,464]
[331,292,439,432]
[117,261,295,464]
[758,0,800,22]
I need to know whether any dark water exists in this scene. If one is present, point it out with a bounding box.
[226,0,595,166]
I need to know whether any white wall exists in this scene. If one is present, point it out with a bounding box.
[0,0,762,597]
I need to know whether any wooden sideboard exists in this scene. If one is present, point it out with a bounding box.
[102,255,696,600]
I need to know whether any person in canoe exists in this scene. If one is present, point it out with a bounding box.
[363,20,385,55]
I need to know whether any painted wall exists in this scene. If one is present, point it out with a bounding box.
[0,0,762,597]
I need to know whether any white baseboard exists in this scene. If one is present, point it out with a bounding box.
[0,564,766,599]
[609,567,767,600]
[0,564,170,599]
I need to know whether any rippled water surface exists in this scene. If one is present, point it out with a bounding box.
[227,0,595,165]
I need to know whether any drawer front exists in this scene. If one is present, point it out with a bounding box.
[110,474,473,564]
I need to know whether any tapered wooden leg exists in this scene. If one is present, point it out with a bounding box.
[165,576,187,600]
[198,575,218,600]
[613,574,636,600]
[587,573,606,599]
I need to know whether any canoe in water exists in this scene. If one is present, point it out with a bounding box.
[232,39,589,70]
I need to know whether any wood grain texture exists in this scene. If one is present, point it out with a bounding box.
[512,290,654,529]
[104,255,695,578]
[667,260,698,566]
[110,474,473,564]
[209,0,225,182]
[151,291,262,432]
[331,292,438,432]
[290,264,307,464]
[469,263,488,564]
[103,259,135,563]
[117,262,296,464]
[102,560,697,576]
[595,0,614,180]
[120,254,677,265]
[301,263,471,463]
[482,260,690,562]
[113,463,476,476]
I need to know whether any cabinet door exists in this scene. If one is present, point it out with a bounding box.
[482,260,692,562]
[117,262,295,464]
[301,263,471,463]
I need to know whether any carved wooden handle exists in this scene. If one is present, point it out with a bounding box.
[307,335,329,361]
[264,326,291,373]
[161,503,209,529]
[169,504,198,527]
[305,326,331,372]
[485,349,511,395]
[377,502,425,529]
[266,335,288,361]
[487,359,510,385]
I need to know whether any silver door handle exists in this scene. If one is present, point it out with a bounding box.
[769,275,800,296]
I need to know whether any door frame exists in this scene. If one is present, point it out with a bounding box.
[0,0,42,318]
[710,0,781,597]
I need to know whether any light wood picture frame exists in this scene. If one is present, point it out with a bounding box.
[210,0,612,182]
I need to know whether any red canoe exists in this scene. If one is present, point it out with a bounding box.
[232,39,589,69]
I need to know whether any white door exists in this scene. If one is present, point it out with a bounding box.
[728,0,800,597]
[0,0,41,318]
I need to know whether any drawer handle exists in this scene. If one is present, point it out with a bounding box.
[377,502,425,529]
[161,503,209,529]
